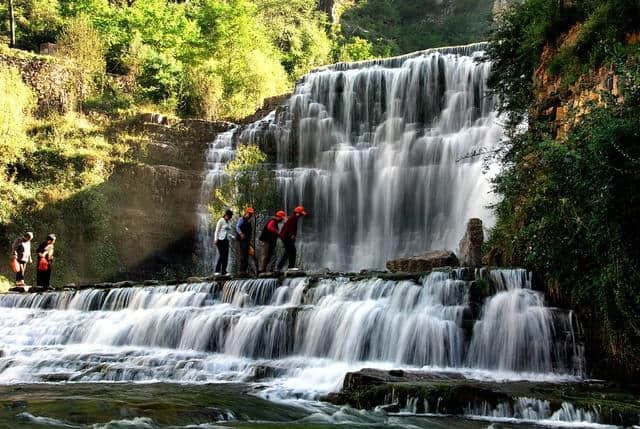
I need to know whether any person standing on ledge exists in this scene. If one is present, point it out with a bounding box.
[277,206,309,271]
[236,207,254,275]
[214,209,233,275]
[36,234,56,289]
[11,232,33,286]
[259,210,286,273]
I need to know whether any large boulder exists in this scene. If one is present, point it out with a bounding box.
[458,218,484,267]
[386,250,459,273]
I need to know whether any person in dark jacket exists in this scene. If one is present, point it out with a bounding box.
[259,210,286,273]
[277,206,309,271]
[11,232,33,286]
[235,207,254,275]
[36,234,56,289]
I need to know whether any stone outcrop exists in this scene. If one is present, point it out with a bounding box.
[386,250,459,273]
[106,115,233,280]
[458,218,484,267]
[492,0,521,17]
[328,368,640,426]
[0,48,74,116]
[533,25,633,141]
[317,0,355,23]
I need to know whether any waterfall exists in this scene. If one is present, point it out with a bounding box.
[464,397,601,425]
[197,128,236,273]
[466,269,583,375]
[0,269,582,385]
[196,44,503,272]
[231,43,502,271]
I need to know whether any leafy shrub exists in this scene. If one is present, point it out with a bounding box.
[55,14,106,102]
[0,65,35,166]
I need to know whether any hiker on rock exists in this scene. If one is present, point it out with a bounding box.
[259,210,286,273]
[214,209,233,275]
[236,207,254,275]
[11,232,33,286]
[36,234,56,289]
[277,206,309,271]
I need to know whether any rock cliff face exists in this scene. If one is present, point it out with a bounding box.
[317,0,355,22]
[106,115,233,280]
[493,0,522,17]
[532,26,630,141]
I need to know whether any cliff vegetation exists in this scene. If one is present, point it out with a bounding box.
[484,0,640,380]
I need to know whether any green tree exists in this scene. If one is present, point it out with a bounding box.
[335,36,373,62]
[210,144,278,220]
[55,14,106,103]
[255,0,332,80]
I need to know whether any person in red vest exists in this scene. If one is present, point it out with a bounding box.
[259,210,286,273]
[277,205,309,271]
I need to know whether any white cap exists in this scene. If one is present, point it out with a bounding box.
[26,232,34,239]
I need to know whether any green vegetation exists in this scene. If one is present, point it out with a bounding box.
[210,144,278,219]
[1,0,333,120]
[485,0,640,379]
[337,0,494,57]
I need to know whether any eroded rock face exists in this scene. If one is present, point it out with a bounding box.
[0,51,74,116]
[386,250,459,273]
[107,116,234,280]
[493,0,522,17]
[458,218,484,267]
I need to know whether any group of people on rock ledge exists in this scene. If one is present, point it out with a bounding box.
[213,206,309,275]
[10,232,57,288]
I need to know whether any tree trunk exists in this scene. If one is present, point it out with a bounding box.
[8,0,16,47]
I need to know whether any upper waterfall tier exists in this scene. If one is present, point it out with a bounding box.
[229,42,503,271]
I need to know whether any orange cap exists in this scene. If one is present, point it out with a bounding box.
[245,207,255,214]
[276,210,286,218]
[294,206,308,215]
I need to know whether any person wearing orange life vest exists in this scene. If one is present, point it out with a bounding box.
[36,234,56,289]
[259,210,286,273]
[277,206,309,270]
[235,207,254,275]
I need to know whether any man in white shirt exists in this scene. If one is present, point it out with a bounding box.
[214,210,234,275]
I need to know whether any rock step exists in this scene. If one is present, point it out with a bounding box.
[326,368,640,426]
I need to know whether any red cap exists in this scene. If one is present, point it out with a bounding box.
[294,206,308,215]
[245,207,255,214]
[276,210,286,218]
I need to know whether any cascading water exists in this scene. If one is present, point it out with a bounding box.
[467,269,584,375]
[0,269,582,385]
[195,44,502,272]
[225,43,503,271]
[197,128,236,273]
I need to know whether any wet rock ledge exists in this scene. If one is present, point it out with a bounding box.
[5,266,476,294]
[324,368,640,426]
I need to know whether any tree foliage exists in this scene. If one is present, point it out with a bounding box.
[210,144,278,220]
[55,14,106,102]
[337,0,493,58]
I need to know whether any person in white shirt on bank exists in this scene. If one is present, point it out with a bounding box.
[214,209,234,275]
